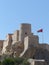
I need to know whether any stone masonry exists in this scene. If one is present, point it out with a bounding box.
[1,23,49,55]
[0,23,48,65]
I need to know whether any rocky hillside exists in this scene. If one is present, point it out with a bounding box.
[22,45,49,65]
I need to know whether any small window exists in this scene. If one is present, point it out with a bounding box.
[25,32,27,34]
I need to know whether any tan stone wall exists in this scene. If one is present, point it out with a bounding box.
[2,40,7,54]
[24,36,28,51]
[20,34,39,57]
[24,34,39,50]
[0,40,4,54]
[19,23,31,42]
[2,34,13,54]
[29,35,39,46]
[12,30,19,45]
[7,34,13,46]
[6,34,13,41]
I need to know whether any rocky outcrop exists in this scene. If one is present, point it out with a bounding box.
[11,42,24,57]
[21,45,49,65]
[33,48,49,65]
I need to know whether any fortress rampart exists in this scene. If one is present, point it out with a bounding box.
[0,23,48,58]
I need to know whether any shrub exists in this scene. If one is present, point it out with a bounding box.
[2,58,15,65]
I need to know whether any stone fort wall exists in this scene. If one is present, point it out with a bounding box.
[0,23,48,56]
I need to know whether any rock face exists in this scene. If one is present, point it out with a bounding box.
[11,42,24,57]
[23,46,49,65]
[33,48,49,65]
[33,48,49,60]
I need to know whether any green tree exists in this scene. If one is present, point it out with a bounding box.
[0,61,2,65]
[1,57,30,65]
[2,58,15,65]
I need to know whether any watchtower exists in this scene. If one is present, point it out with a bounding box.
[19,23,31,42]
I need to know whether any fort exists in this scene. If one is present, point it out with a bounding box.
[0,23,49,65]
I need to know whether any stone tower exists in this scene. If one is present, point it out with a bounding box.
[2,34,13,54]
[12,30,19,45]
[19,23,31,42]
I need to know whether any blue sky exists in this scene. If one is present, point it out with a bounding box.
[0,0,49,44]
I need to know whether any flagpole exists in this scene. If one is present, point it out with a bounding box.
[42,31,44,44]
[37,29,44,44]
